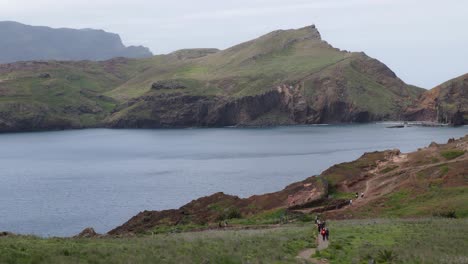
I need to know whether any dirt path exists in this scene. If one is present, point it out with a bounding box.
[297,234,330,263]
[317,236,329,251]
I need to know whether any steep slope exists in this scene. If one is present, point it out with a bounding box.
[0,21,152,63]
[105,25,423,127]
[405,73,468,125]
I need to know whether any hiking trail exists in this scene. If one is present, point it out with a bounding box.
[297,234,329,263]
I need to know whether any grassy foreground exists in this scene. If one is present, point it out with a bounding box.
[1,218,467,264]
[320,218,468,264]
[0,226,315,264]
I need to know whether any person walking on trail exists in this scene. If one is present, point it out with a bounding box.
[361,192,365,198]
[317,220,322,233]
[355,192,359,199]
[320,228,326,241]
[325,228,330,241]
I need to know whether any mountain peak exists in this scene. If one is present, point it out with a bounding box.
[260,24,322,43]
[295,24,322,40]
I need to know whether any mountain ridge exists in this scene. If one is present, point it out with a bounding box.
[0,24,465,132]
[0,21,153,63]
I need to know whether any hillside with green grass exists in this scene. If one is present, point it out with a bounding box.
[105,25,424,127]
[1,219,467,263]
[0,25,427,132]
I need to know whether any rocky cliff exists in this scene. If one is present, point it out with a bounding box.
[405,73,468,125]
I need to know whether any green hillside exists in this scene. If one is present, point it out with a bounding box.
[0,25,426,131]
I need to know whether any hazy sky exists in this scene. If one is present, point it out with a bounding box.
[0,0,466,88]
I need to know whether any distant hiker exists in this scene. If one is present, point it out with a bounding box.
[325,228,329,240]
[322,220,326,228]
[355,192,359,198]
[317,220,322,232]
[320,228,326,241]
[361,192,365,198]
[349,199,353,205]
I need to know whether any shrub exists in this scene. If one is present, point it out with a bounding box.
[440,150,465,160]
[380,166,398,174]
[377,249,397,263]
[226,208,242,219]
[217,207,242,221]
[433,210,457,218]
[439,165,449,176]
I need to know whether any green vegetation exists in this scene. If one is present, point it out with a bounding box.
[321,219,468,264]
[2,219,467,263]
[363,187,468,218]
[0,25,426,131]
[380,165,398,174]
[440,150,465,160]
[0,225,315,264]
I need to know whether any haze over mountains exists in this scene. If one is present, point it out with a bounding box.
[0,21,152,63]
[0,24,466,132]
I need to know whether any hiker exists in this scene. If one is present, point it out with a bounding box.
[325,228,330,240]
[317,220,322,232]
[320,228,326,241]
[349,199,353,205]
[361,192,364,198]
[355,192,359,198]
[322,220,326,228]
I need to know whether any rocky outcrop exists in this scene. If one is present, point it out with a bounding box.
[106,90,288,128]
[107,71,408,128]
[75,227,100,238]
[0,231,15,237]
[405,73,468,125]
[109,176,321,235]
[151,80,187,90]
[169,48,220,60]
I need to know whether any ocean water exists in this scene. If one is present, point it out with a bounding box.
[0,124,466,236]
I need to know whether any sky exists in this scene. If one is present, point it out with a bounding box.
[0,0,466,88]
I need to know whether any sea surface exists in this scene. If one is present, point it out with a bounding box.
[0,124,466,236]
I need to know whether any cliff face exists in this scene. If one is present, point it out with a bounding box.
[405,73,468,125]
[0,21,152,63]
